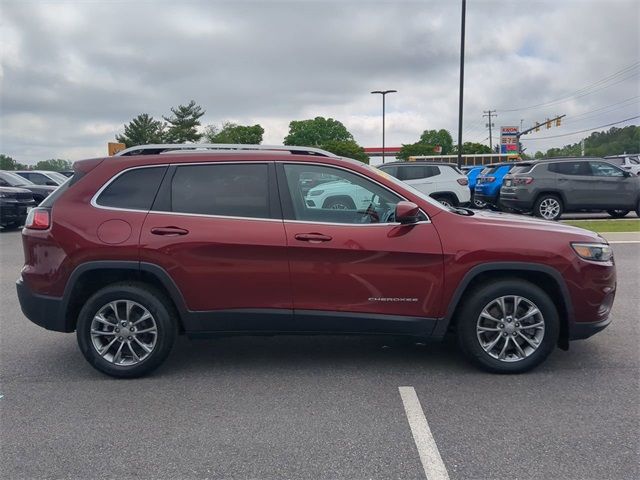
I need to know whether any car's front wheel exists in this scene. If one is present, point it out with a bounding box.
[534,194,563,221]
[76,282,177,378]
[606,209,629,218]
[456,279,559,373]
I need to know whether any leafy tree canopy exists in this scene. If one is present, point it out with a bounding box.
[163,100,205,143]
[453,142,493,154]
[284,117,354,147]
[34,159,73,171]
[419,129,454,154]
[115,113,166,148]
[0,154,19,170]
[204,122,264,144]
[397,142,436,161]
[533,125,639,158]
[320,140,369,164]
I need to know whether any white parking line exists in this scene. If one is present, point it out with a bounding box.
[608,241,640,244]
[398,386,450,480]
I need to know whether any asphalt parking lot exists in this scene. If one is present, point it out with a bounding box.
[1,229,638,480]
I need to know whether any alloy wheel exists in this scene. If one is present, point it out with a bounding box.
[476,295,545,362]
[538,198,560,220]
[90,300,158,366]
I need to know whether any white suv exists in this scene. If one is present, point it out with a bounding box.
[604,155,640,175]
[376,162,470,206]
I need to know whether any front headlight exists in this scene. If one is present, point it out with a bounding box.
[571,242,613,262]
[308,189,324,196]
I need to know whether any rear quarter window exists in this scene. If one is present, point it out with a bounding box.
[509,165,533,174]
[96,166,167,210]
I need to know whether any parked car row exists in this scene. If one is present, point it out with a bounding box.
[0,170,66,228]
[462,156,640,220]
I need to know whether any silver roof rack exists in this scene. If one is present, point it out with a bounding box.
[114,143,340,158]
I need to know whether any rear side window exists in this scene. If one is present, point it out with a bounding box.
[510,165,533,174]
[398,165,439,180]
[547,161,590,176]
[96,166,167,210]
[170,163,270,218]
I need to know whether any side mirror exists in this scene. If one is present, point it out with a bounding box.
[622,171,631,177]
[395,201,420,224]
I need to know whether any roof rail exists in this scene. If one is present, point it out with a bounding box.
[114,143,340,158]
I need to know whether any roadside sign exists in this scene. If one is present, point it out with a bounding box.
[108,142,126,156]
[500,126,519,154]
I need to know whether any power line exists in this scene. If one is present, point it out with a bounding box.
[497,61,640,113]
[520,115,640,141]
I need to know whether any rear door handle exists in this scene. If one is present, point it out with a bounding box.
[294,233,332,243]
[151,226,189,236]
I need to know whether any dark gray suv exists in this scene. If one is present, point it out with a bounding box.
[500,157,640,220]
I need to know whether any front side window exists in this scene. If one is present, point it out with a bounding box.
[25,173,50,185]
[97,166,167,210]
[589,161,624,177]
[171,163,270,219]
[283,164,403,224]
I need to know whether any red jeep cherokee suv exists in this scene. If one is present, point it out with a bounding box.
[17,144,616,377]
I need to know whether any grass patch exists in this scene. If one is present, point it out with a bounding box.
[563,219,640,233]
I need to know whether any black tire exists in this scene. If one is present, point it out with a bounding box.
[606,209,629,218]
[432,195,456,207]
[533,194,563,221]
[456,279,559,373]
[76,282,177,378]
[323,196,356,210]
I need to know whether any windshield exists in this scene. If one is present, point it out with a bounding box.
[0,171,35,186]
[365,165,448,212]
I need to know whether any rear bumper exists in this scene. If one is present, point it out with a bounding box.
[568,317,611,340]
[474,192,499,205]
[16,277,70,332]
[498,197,533,211]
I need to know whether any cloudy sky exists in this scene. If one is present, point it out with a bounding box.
[1,0,639,164]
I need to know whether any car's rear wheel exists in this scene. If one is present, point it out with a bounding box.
[606,209,630,218]
[534,194,563,221]
[471,194,486,208]
[456,279,559,373]
[76,282,177,378]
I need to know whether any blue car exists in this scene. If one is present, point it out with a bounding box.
[474,163,517,208]
[464,166,485,207]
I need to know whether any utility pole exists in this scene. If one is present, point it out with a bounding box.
[483,110,496,150]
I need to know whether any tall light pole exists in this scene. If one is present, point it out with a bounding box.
[456,0,466,168]
[371,89,397,164]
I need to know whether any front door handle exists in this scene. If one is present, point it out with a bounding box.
[151,226,189,236]
[294,233,332,243]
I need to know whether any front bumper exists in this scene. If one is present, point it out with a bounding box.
[16,277,70,332]
[568,317,611,340]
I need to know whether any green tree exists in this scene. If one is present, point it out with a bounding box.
[34,159,73,171]
[320,140,369,164]
[397,142,436,161]
[204,122,264,144]
[284,117,354,146]
[0,154,19,170]
[419,129,454,154]
[116,113,166,147]
[453,142,492,154]
[164,100,205,143]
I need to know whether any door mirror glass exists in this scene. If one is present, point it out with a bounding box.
[395,201,420,224]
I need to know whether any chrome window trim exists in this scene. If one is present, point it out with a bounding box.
[90,160,431,225]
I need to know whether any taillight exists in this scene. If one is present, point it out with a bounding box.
[457,178,469,186]
[25,208,50,230]
[513,177,534,185]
